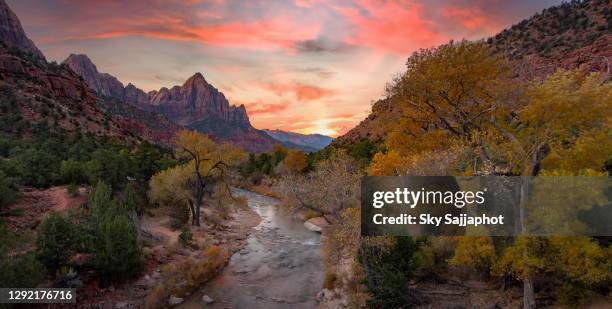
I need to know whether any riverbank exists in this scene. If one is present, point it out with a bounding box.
[178,189,324,308]
[80,193,261,309]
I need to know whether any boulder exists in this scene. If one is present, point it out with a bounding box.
[201,294,214,304]
[168,296,184,306]
[304,217,329,233]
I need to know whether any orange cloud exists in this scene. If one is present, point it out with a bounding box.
[82,15,320,51]
[261,81,335,101]
[247,101,291,115]
[441,6,485,30]
[336,0,445,54]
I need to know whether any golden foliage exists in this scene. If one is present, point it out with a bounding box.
[283,149,308,174]
[148,163,192,207]
[149,130,247,225]
[449,236,496,273]
[387,40,516,144]
[492,70,611,175]
[280,151,361,218]
[367,150,404,176]
[493,236,611,285]
[174,129,247,175]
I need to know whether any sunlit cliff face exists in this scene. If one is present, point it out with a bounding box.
[9,0,561,136]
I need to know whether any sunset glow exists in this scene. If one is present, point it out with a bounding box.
[8,0,561,136]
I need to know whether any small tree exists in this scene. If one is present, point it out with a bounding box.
[280,151,361,221]
[149,130,245,226]
[36,212,78,270]
[0,170,17,211]
[93,214,143,283]
[118,184,144,216]
[283,149,308,174]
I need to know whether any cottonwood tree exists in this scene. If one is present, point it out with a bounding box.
[149,130,245,226]
[490,70,611,176]
[385,40,520,171]
[280,151,361,222]
[484,70,611,308]
[376,40,611,308]
[283,149,308,174]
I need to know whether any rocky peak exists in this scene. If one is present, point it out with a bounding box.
[63,53,126,99]
[0,0,45,60]
[64,54,97,75]
[59,54,276,151]
[185,72,207,85]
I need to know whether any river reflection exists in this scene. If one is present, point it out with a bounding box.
[179,188,323,309]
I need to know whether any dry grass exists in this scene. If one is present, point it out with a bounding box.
[143,245,230,308]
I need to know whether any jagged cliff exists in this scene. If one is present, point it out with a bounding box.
[0,0,44,60]
[0,0,179,144]
[63,54,277,151]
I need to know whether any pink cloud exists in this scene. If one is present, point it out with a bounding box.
[335,0,446,54]
[246,100,291,115]
[441,6,486,30]
[82,16,320,51]
[260,81,335,102]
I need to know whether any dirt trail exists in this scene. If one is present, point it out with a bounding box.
[5,186,86,231]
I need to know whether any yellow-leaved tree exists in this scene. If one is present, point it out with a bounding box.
[283,149,308,174]
[149,130,246,226]
[373,39,611,308]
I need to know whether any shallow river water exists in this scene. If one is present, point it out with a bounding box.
[179,189,323,309]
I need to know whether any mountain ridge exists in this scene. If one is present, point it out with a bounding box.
[263,129,333,152]
[0,0,179,144]
[62,54,278,152]
[0,0,44,60]
[333,0,611,147]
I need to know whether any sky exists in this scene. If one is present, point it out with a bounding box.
[8,0,561,136]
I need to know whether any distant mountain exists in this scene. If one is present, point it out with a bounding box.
[263,129,333,152]
[0,0,44,60]
[0,0,178,144]
[334,0,611,148]
[63,54,278,152]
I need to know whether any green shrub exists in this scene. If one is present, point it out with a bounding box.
[60,159,87,184]
[169,203,190,230]
[118,184,144,216]
[178,227,193,247]
[0,226,45,288]
[359,237,426,308]
[85,148,133,190]
[93,215,143,284]
[0,251,45,288]
[13,147,58,187]
[67,183,78,197]
[0,170,17,210]
[87,181,117,223]
[36,212,78,270]
[556,280,591,307]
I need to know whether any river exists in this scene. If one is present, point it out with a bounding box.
[179,188,324,308]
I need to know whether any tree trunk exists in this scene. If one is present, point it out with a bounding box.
[518,178,535,309]
[523,275,536,309]
[189,203,197,226]
[358,245,375,288]
[193,173,204,226]
[193,204,201,227]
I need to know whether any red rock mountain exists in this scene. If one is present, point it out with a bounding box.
[63,54,124,99]
[63,54,277,151]
[334,0,611,147]
[0,0,179,144]
[0,0,44,60]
